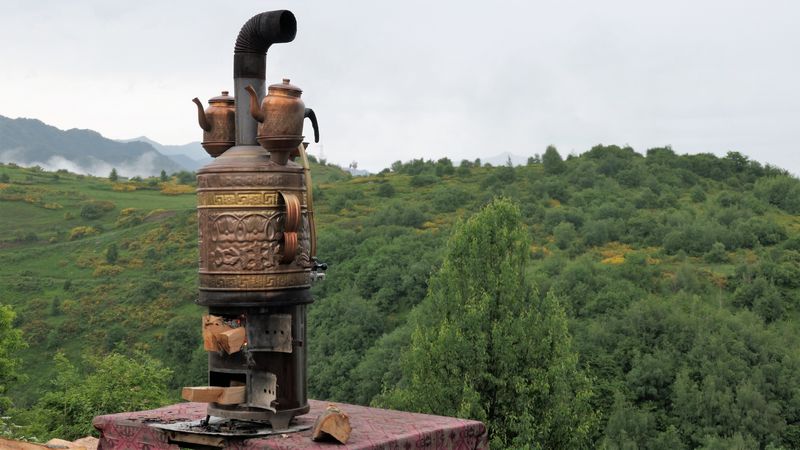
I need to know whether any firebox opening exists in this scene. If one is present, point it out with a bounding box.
[210,371,247,388]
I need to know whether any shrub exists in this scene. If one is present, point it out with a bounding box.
[68,226,99,240]
[160,184,194,195]
[112,183,136,192]
[79,200,116,220]
[704,242,728,263]
[372,201,427,228]
[376,182,395,197]
[410,174,438,187]
[93,264,122,277]
[116,208,145,228]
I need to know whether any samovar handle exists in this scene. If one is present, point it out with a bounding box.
[279,191,301,263]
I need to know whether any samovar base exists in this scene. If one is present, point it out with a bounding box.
[207,403,310,430]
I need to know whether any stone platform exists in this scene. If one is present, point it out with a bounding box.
[93,399,487,449]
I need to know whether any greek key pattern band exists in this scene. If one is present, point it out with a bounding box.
[199,271,311,290]
[197,190,307,209]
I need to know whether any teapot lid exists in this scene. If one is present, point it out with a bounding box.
[268,78,302,96]
[209,91,234,104]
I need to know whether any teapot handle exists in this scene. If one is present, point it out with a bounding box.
[278,191,301,264]
[304,108,320,143]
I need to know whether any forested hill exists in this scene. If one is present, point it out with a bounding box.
[1,145,800,447]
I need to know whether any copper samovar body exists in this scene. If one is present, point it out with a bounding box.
[197,149,312,300]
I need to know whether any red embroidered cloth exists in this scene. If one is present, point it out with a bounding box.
[93,399,488,449]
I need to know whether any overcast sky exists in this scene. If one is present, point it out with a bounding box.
[1,0,798,173]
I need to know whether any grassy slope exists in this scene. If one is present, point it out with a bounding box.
[1,154,798,414]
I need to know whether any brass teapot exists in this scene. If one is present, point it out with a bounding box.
[192,91,235,157]
[245,79,319,161]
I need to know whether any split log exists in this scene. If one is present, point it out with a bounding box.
[311,404,352,444]
[202,315,231,352]
[181,386,246,405]
[202,315,246,354]
[218,327,246,354]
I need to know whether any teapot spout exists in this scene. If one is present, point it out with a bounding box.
[244,85,265,123]
[192,98,211,132]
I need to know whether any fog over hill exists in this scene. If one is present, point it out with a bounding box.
[0,115,185,177]
[117,136,210,171]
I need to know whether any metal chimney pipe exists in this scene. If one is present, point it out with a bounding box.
[233,10,297,146]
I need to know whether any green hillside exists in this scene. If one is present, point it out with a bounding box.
[1,146,800,447]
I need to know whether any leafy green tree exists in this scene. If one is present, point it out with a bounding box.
[435,157,455,176]
[704,242,728,263]
[754,175,800,213]
[160,315,206,390]
[27,352,172,440]
[308,289,385,401]
[382,198,596,448]
[109,168,118,182]
[0,305,24,413]
[543,145,566,175]
[553,221,578,250]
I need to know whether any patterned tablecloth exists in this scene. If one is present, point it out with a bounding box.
[93,399,488,450]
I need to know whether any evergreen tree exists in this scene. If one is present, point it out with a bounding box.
[543,145,566,175]
[160,169,168,182]
[105,243,118,264]
[109,168,118,182]
[382,198,596,448]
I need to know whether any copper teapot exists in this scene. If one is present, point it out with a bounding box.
[245,79,319,157]
[192,91,235,157]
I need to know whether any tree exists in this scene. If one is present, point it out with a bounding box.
[109,168,118,182]
[159,169,168,182]
[0,173,9,183]
[176,171,195,185]
[543,145,566,175]
[105,243,118,264]
[382,198,596,448]
[308,289,385,401]
[28,352,172,440]
[553,221,578,250]
[0,305,24,413]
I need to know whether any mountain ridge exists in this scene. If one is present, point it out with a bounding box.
[0,115,184,177]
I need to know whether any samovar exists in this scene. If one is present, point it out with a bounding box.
[191,9,323,430]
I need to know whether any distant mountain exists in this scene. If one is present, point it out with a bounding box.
[0,115,183,177]
[118,136,211,171]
